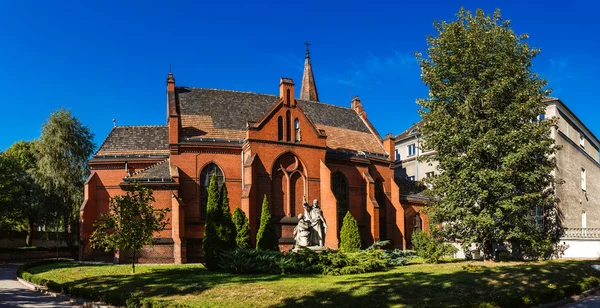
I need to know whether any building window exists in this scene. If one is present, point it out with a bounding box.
[294,118,301,142]
[408,144,416,156]
[579,134,585,148]
[395,149,400,161]
[200,163,224,222]
[425,172,434,178]
[413,213,422,233]
[286,111,291,141]
[537,113,545,121]
[407,176,415,181]
[332,172,349,233]
[581,168,587,191]
[277,116,283,141]
[582,210,587,231]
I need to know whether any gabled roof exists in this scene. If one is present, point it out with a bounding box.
[95,126,169,156]
[177,87,384,154]
[396,120,424,141]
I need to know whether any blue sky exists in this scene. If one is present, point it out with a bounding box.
[0,0,598,151]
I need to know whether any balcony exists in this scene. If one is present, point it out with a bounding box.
[563,228,600,239]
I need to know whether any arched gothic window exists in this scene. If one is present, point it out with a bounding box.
[277,116,284,141]
[332,172,349,232]
[294,118,301,142]
[200,163,224,222]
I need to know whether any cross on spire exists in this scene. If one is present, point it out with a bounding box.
[304,41,310,57]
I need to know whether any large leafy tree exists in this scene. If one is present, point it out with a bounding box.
[417,8,561,259]
[4,141,52,245]
[35,108,95,257]
[90,184,169,273]
[0,151,27,230]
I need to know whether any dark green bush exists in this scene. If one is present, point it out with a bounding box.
[203,175,236,271]
[339,212,361,252]
[411,231,458,263]
[256,195,279,251]
[232,207,251,249]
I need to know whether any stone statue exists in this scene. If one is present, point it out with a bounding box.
[310,199,327,247]
[296,196,328,248]
[293,213,310,247]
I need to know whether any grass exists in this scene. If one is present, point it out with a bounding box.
[19,260,600,307]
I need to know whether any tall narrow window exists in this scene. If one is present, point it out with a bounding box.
[395,149,400,161]
[332,172,349,234]
[581,168,587,191]
[580,133,585,148]
[294,119,301,142]
[408,144,416,156]
[375,180,386,240]
[286,111,291,141]
[277,116,283,141]
[413,213,422,233]
[286,89,291,105]
[200,163,224,222]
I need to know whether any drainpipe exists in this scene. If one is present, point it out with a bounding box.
[241,150,244,190]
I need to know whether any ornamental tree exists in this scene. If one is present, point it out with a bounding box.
[339,211,361,252]
[90,184,169,273]
[203,174,236,270]
[416,8,561,259]
[232,208,251,249]
[256,195,279,251]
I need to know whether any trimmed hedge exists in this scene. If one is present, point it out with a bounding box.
[339,212,361,252]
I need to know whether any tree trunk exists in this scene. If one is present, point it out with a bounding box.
[132,250,136,274]
[26,218,34,247]
[482,239,493,261]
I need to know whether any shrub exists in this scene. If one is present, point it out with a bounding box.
[232,208,251,249]
[339,212,361,252]
[219,184,237,249]
[411,231,458,263]
[203,174,236,271]
[256,195,279,251]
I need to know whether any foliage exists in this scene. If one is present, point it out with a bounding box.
[90,184,169,273]
[256,195,279,251]
[34,108,95,256]
[411,231,458,263]
[0,151,27,230]
[366,240,417,266]
[19,260,600,307]
[203,174,236,271]
[339,211,361,252]
[217,248,387,275]
[416,8,561,259]
[232,208,251,249]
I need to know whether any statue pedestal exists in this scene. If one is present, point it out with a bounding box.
[291,246,328,253]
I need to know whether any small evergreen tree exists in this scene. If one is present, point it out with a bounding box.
[339,212,361,252]
[232,208,251,249]
[256,195,279,251]
[202,174,223,270]
[219,184,237,249]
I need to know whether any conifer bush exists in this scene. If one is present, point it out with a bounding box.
[256,195,279,251]
[202,174,236,270]
[232,208,251,249]
[339,211,361,252]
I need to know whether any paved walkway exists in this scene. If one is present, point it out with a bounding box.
[0,263,76,307]
[563,292,600,308]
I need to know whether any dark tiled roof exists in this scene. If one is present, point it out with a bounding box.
[396,120,424,141]
[126,159,172,181]
[299,100,371,133]
[96,126,169,156]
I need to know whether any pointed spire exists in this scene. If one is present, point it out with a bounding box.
[300,42,319,102]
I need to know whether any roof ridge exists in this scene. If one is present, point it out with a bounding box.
[298,99,353,111]
[178,87,279,97]
[116,125,168,128]
[127,159,169,178]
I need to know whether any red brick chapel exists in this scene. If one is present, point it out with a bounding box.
[80,46,409,264]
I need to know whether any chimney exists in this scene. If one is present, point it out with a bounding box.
[382,133,396,161]
[166,72,179,150]
[351,96,366,119]
[280,77,295,107]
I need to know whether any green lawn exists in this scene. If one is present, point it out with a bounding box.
[20,260,600,307]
